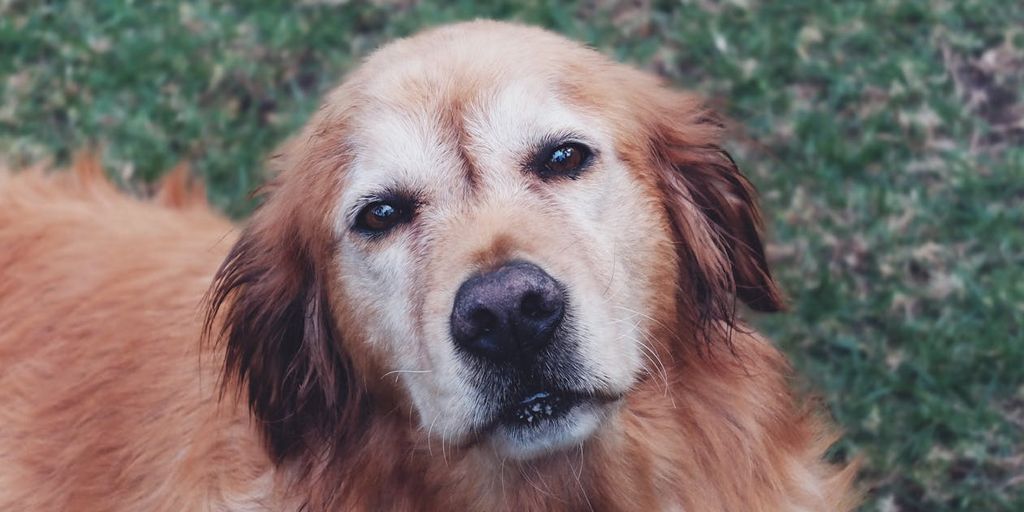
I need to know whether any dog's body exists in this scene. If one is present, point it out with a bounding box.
[0,22,857,511]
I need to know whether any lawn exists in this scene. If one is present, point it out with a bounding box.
[2,1,1022,509]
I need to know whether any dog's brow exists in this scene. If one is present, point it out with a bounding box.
[437,99,479,190]
[531,131,594,150]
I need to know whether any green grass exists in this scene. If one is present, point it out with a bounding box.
[3,1,1022,509]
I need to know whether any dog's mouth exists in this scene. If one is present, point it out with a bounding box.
[500,389,588,427]
[481,386,622,458]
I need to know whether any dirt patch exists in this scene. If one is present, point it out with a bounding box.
[941,36,1024,154]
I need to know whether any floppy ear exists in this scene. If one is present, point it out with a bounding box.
[648,94,785,334]
[203,158,363,463]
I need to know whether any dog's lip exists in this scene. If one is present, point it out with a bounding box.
[452,388,624,452]
[500,390,582,426]
[496,388,621,429]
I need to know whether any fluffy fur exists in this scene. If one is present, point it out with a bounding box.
[0,21,858,511]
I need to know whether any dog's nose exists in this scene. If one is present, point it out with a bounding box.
[450,261,565,363]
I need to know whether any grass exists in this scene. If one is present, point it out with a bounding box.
[2,1,1022,509]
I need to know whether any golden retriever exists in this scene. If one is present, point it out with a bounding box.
[0,21,857,511]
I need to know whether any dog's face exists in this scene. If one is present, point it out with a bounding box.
[207,21,783,463]
[333,35,673,459]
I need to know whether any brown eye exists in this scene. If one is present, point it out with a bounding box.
[542,143,590,177]
[355,200,413,234]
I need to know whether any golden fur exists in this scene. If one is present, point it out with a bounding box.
[0,21,858,511]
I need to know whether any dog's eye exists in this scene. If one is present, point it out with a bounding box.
[541,143,591,177]
[355,199,413,234]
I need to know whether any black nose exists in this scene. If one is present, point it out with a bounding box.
[450,261,565,363]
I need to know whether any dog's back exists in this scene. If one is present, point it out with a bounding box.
[0,157,267,510]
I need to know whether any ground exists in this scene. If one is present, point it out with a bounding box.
[2,1,1022,510]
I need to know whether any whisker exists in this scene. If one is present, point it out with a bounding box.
[609,316,671,395]
[500,454,508,501]
[441,419,451,467]
[602,241,617,296]
[570,442,593,512]
[518,461,557,500]
[424,414,439,458]
[629,333,671,396]
[379,369,432,383]
[612,304,682,349]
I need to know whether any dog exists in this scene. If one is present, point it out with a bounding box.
[0,21,858,511]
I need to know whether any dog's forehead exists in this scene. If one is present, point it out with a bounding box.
[331,22,635,213]
[341,73,610,201]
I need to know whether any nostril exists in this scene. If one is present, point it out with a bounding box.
[470,308,499,333]
[519,292,546,319]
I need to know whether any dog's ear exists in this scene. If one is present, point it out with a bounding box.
[647,92,784,335]
[203,141,363,462]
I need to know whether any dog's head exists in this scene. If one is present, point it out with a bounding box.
[206,21,783,463]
